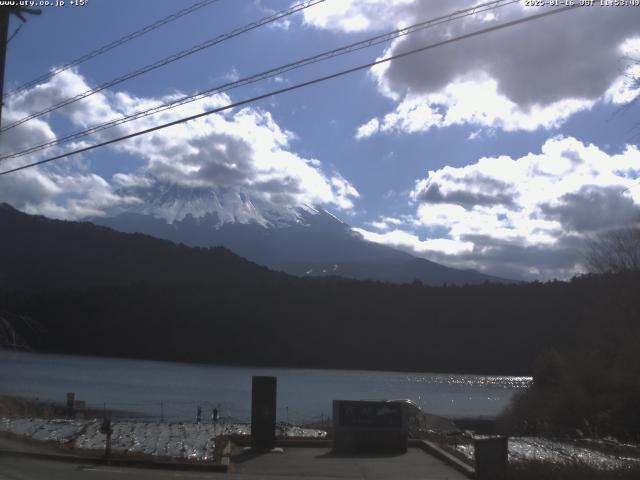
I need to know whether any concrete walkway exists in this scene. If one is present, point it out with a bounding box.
[0,430,470,480]
[231,447,468,479]
[0,447,469,479]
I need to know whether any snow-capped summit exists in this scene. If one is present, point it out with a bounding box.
[117,181,317,228]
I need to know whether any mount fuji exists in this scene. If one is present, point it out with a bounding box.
[91,183,509,285]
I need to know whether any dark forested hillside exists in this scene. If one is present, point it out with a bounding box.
[1,204,639,375]
[0,203,281,290]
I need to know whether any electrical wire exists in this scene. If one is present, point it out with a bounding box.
[0,0,325,134]
[3,0,222,99]
[6,23,23,44]
[0,0,519,162]
[0,3,580,177]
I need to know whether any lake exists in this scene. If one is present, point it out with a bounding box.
[0,351,531,423]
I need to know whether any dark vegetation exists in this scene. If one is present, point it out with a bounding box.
[498,225,640,441]
[508,460,640,480]
[500,306,640,440]
[0,395,62,418]
[2,204,640,439]
[0,395,94,419]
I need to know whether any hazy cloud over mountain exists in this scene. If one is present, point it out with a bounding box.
[0,69,359,222]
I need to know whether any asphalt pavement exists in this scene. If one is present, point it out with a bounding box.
[0,446,468,480]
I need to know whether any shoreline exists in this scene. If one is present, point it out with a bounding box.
[0,348,534,378]
[0,351,528,423]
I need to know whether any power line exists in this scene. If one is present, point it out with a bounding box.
[3,0,222,99]
[0,0,325,134]
[0,0,520,162]
[6,23,23,44]
[0,0,517,160]
[0,4,580,177]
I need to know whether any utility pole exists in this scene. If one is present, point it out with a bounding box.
[0,8,10,130]
[0,6,41,133]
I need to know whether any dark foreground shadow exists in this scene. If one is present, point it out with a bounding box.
[231,446,289,464]
[315,450,406,459]
[230,450,267,465]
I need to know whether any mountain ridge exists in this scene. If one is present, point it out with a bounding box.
[0,202,280,291]
[91,198,510,285]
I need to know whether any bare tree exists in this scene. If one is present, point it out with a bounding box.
[0,310,39,350]
[585,226,640,273]
[620,52,640,138]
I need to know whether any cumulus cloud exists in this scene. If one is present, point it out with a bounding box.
[377,5,640,103]
[366,215,409,231]
[355,78,595,137]
[357,137,640,280]
[104,91,359,222]
[301,0,416,33]
[539,185,638,233]
[0,164,140,220]
[0,69,359,223]
[355,228,475,256]
[355,118,380,140]
[415,175,516,208]
[305,1,640,136]
[0,80,139,219]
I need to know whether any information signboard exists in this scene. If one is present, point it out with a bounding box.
[333,400,408,453]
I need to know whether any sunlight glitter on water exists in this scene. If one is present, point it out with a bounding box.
[412,375,532,388]
[0,351,532,420]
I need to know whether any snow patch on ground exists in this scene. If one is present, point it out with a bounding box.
[0,417,326,462]
[455,436,640,471]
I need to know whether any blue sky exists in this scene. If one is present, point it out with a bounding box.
[1,0,640,280]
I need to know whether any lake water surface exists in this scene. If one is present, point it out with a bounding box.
[0,351,530,422]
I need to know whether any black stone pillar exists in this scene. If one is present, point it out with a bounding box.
[250,376,277,450]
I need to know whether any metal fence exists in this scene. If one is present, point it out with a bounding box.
[20,396,331,428]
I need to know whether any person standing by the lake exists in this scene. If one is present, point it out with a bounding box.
[196,405,202,424]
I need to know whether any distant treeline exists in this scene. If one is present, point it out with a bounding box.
[2,271,638,375]
[1,203,639,377]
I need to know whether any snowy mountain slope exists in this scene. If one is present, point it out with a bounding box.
[92,185,510,285]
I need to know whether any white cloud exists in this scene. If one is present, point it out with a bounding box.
[0,69,359,223]
[375,4,640,103]
[301,0,416,33]
[0,81,135,219]
[0,166,140,220]
[355,228,474,256]
[365,215,406,231]
[309,2,640,137]
[604,38,640,104]
[356,78,595,137]
[358,136,640,280]
[355,118,379,139]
